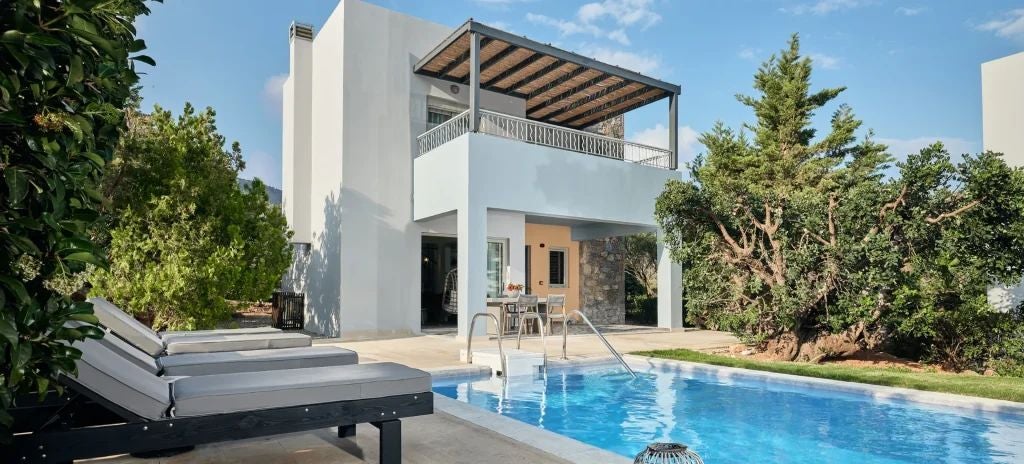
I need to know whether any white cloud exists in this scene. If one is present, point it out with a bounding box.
[526,13,602,37]
[472,0,537,9]
[781,0,872,15]
[876,136,979,160]
[629,124,703,168]
[738,47,761,61]
[894,6,926,16]
[242,150,282,188]
[583,47,662,75]
[526,0,659,44]
[977,9,1024,42]
[608,29,631,46]
[808,52,841,70]
[577,0,661,29]
[262,73,288,115]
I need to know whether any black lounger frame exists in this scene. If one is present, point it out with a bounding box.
[4,376,433,464]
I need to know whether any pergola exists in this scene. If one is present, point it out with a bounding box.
[413,20,682,170]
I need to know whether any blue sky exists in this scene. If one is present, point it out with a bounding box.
[136,0,1024,187]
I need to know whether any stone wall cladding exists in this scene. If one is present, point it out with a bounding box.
[579,235,626,324]
[577,115,627,325]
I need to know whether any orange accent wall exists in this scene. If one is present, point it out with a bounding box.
[524,223,581,312]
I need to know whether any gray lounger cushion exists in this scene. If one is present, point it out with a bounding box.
[162,332,311,355]
[73,337,172,420]
[158,346,358,377]
[171,362,431,417]
[89,297,165,356]
[96,329,161,375]
[159,327,281,337]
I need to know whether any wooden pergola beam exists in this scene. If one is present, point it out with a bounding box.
[527,73,614,116]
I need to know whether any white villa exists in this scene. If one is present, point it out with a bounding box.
[281,0,684,339]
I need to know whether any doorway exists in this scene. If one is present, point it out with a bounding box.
[421,235,457,328]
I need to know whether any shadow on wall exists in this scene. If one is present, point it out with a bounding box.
[303,189,343,336]
[294,183,406,338]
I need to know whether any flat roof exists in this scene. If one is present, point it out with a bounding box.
[414,20,680,130]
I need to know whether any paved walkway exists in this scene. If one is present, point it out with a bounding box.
[85,411,572,464]
[86,328,736,463]
[317,327,737,370]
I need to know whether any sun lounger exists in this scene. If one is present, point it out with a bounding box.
[88,297,312,355]
[93,326,358,376]
[5,337,432,464]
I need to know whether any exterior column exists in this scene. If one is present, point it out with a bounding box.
[468,31,480,132]
[457,206,488,339]
[668,93,678,170]
[656,229,683,329]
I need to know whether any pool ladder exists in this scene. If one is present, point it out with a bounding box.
[466,310,635,379]
[466,313,508,377]
[564,310,637,378]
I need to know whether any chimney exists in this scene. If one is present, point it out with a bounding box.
[282,22,313,243]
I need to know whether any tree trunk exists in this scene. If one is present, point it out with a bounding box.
[761,323,881,362]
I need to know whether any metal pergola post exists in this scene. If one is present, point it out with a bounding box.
[469,31,480,132]
[668,92,678,170]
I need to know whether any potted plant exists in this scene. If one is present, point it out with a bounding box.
[506,283,525,298]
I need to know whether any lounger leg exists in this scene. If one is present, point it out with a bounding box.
[338,424,356,438]
[372,419,401,464]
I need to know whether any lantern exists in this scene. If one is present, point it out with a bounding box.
[633,443,704,464]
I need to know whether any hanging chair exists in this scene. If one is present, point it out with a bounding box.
[441,268,458,314]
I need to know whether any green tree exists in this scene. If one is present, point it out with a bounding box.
[0,0,153,438]
[90,104,292,330]
[656,35,1024,370]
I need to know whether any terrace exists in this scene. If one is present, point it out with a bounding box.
[413,20,681,170]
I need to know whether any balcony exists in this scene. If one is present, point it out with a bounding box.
[413,20,681,171]
[417,110,674,169]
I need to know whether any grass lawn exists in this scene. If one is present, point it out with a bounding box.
[635,348,1024,403]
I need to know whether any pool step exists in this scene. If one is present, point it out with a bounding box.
[459,348,545,377]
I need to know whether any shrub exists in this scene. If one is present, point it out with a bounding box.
[0,0,153,439]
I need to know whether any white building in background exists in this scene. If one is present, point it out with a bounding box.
[982,51,1024,312]
[281,0,683,339]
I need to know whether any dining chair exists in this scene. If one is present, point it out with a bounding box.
[545,294,567,335]
[506,294,539,335]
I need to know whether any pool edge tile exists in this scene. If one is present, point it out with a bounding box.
[433,394,633,464]
[625,355,1024,417]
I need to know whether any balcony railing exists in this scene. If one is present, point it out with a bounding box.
[416,109,673,170]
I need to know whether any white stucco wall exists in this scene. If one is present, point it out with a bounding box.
[303,0,346,336]
[414,133,682,225]
[295,0,531,338]
[982,51,1024,313]
[282,33,313,244]
[982,51,1024,166]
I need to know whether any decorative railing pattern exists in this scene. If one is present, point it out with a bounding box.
[417,110,471,155]
[416,109,673,169]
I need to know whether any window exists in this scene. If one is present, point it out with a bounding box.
[486,240,506,298]
[549,248,567,287]
[427,106,459,130]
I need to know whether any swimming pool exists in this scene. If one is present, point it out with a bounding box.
[433,360,1024,463]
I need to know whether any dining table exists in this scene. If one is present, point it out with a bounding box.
[485,296,547,335]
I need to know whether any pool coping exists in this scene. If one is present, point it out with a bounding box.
[625,354,1024,417]
[432,394,632,464]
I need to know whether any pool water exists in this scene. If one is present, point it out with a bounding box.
[433,363,1024,463]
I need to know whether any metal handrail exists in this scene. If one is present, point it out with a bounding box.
[564,310,637,378]
[478,110,672,169]
[515,313,548,371]
[466,313,507,378]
